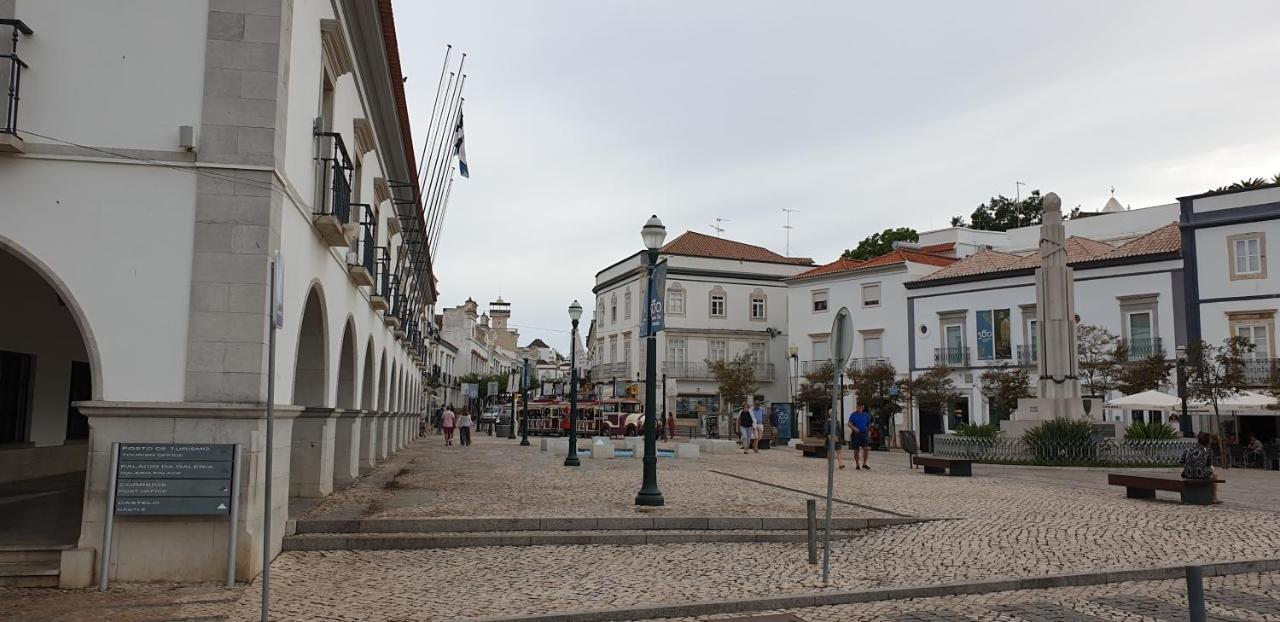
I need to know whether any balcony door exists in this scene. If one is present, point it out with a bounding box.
[944,324,964,365]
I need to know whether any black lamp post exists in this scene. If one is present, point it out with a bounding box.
[564,301,584,467]
[1176,345,1192,438]
[636,215,666,506]
[520,357,531,446]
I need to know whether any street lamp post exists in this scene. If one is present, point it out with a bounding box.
[1176,346,1192,438]
[520,357,531,446]
[636,215,666,507]
[564,301,583,467]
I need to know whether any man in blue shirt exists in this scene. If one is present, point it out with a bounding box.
[750,400,766,451]
[847,404,872,470]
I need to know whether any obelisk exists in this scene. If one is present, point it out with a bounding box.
[1008,192,1087,432]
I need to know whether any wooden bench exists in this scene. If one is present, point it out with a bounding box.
[1107,473,1224,506]
[912,455,975,477]
[795,442,828,458]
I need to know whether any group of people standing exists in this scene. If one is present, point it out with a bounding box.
[430,405,473,447]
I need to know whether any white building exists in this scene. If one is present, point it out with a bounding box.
[593,231,813,423]
[0,1,436,586]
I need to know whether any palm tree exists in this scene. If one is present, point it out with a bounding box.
[1213,176,1279,192]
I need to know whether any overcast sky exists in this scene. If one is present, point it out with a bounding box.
[394,0,1280,353]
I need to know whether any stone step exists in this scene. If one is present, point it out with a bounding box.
[0,546,65,563]
[294,516,921,534]
[0,561,60,587]
[284,528,873,551]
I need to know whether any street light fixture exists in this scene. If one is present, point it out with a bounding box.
[636,215,666,507]
[564,300,583,467]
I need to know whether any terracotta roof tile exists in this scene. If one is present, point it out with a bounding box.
[917,242,956,254]
[789,250,954,280]
[661,231,814,265]
[912,249,1023,282]
[1006,237,1115,270]
[1094,222,1181,260]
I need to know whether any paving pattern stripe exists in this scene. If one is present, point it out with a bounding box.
[468,558,1280,622]
[706,470,917,518]
[293,516,913,534]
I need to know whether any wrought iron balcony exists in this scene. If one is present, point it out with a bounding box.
[1016,344,1037,367]
[383,275,402,329]
[1,19,32,153]
[1119,337,1163,361]
[312,128,356,246]
[846,357,890,373]
[798,360,834,377]
[934,346,969,367]
[347,205,375,287]
[590,362,631,380]
[663,361,775,381]
[1242,357,1280,386]
[370,246,391,312]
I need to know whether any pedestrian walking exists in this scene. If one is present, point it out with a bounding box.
[829,411,846,470]
[751,400,766,450]
[442,405,456,446]
[667,411,677,441]
[458,408,473,447]
[738,405,757,454]
[434,407,443,435]
[848,404,872,470]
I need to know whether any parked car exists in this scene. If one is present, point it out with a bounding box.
[479,406,503,424]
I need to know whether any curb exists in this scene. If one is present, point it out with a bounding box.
[293,516,922,534]
[467,557,1280,622]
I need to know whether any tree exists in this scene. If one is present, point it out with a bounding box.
[979,364,1032,426]
[1211,174,1280,193]
[1185,337,1253,467]
[708,354,761,411]
[841,227,919,261]
[1077,324,1119,399]
[950,190,1043,231]
[1114,350,1173,396]
[459,372,509,398]
[796,362,835,427]
[847,362,902,431]
[898,365,961,423]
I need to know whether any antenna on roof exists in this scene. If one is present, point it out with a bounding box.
[782,208,799,255]
[1016,181,1026,203]
[709,218,730,237]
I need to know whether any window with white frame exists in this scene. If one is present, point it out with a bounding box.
[610,295,618,323]
[709,287,727,318]
[667,284,685,315]
[812,289,829,313]
[708,339,727,363]
[609,336,617,363]
[598,299,605,322]
[1230,233,1265,279]
[667,338,688,366]
[748,342,767,365]
[749,289,767,320]
[862,283,881,307]
[812,339,830,361]
[623,335,633,367]
[624,288,632,320]
[1237,325,1270,359]
[862,335,883,358]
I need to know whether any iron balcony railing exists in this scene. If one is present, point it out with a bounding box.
[2,19,32,136]
[846,357,890,373]
[663,361,775,381]
[1016,344,1037,366]
[933,435,1194,467]
[350,204,375,274]
[1242,357,1280,386]
[798,360,833,377]
[314,128,353,222]
[1119,337,1163,361]
[387,274,401,313]
[590,362,631,380]
[374,246,392,297]
[934,346,969,367]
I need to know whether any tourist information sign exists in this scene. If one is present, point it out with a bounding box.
[99,442,241,591]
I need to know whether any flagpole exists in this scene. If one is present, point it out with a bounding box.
[423,73,465,241]
[430,174,456,257]
[416,45,452,192]
[422,55,465,202]
[428,168,455,255]
[420,71,454,228]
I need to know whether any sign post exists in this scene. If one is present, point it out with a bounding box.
[98,443,239,591]
[824,307,853,584]
[263,251,283,621]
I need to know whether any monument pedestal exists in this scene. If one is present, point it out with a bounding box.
[1002,396,1105,436]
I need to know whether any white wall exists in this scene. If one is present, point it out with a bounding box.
[15,0,207,151]
[1194,220,1280,302]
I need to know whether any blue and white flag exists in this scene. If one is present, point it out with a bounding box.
[453,106,469,178]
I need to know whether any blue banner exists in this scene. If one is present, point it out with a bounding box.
[640,260,667,337]
[976,310,994,360]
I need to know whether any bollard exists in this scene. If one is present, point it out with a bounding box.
[1186,565,1206,622]
[806,499,818,565]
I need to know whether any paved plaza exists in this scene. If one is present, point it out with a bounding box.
[4,433,1279,621]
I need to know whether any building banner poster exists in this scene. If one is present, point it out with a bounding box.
[994,308,1012,359]
[976,310,994,360]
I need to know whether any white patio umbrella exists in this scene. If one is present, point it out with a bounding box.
[1193,390,1277,411]
[1105,390,1182,411]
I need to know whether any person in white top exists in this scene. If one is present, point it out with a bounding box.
[441,406,456,446]
[458,409,474,447]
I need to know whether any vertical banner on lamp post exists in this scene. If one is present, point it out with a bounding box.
[640,260,667,338]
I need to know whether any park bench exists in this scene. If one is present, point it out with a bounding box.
[1107,473,1224,506]
[912,455,975,477]
[795,442,828,458]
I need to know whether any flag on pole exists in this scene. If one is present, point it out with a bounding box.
[453,105,469,178]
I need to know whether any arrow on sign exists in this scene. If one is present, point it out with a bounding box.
[217,503,228,510]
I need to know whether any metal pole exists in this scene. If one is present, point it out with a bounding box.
[661,373,667,439]
[98,442,120,591]
[636,249,664,506]
[822,370,838,583]
[520,358,530,446]
[1178,360,1191,438]
[1185,565,1206,622]
[227,443,242,587]
[261,258,278,622]
[806,498,817,565]
[565,320,581,466]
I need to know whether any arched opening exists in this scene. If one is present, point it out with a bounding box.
[292,286,328,407]
[376,350,387,411]
[0,244,98,548]
[360,338,376,411]
[335,318,357,410]
[386,359,397,413]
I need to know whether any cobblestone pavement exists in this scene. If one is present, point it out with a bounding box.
[656,571,1280,621]
[0,582,237,622]
[6,435,1280,621]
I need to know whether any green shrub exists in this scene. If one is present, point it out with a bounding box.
[1022,417,1098,462]
[1123,420,1179,440]
[953,423,1000,438]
